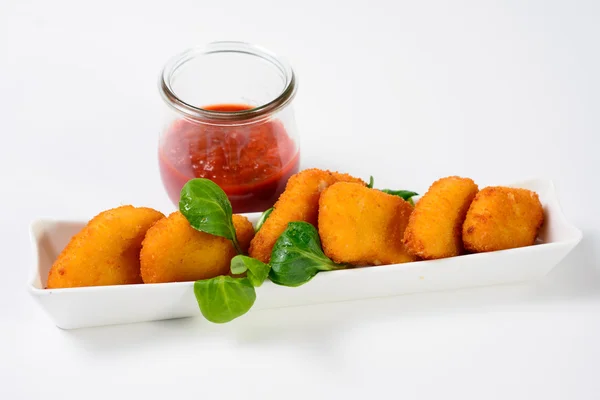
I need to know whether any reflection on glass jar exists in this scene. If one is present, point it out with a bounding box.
[158,41,300,213]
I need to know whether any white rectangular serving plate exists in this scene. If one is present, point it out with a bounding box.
[28,179,582,330]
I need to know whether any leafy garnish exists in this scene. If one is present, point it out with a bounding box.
[366,176,417,204]
[255,207,274,232]
[230,255,271,287]
[179,178,242,254]
[194,276,256,323]
[367,176,374,189]
[183,175,417,324]
[380,189,418,202]
[269,222,348,287]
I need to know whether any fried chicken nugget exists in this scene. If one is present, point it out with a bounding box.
[462,186,544,252]
[318,182,415,266]
[248,168,365,263]
[403,176,479,259]
[47,206,165,289]
[140,212,254,283]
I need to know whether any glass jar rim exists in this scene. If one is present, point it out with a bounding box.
[158,41,297,122]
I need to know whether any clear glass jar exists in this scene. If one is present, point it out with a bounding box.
[158,41,300,213]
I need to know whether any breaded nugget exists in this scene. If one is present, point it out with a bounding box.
[462,186,544,252]
[403,176,479,259]
[318,182,415,266]
[140,212,254,283]
[232,214,255,254]
[47,206,165,289]
[248,168,365,263]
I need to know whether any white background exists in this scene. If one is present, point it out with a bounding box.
[2,0,599,398]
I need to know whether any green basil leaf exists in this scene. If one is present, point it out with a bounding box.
[255,207,274,232]
[179,178,242,254]
[367,176,374,189]
[367,176,416,203]
[269,222,347,287]
[230,255,271,287]
[194,276,256,323]
[380,189,418,201]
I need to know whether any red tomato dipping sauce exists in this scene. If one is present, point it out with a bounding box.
[159,104,300,213]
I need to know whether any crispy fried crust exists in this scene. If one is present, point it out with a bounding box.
[248,168,365,263]
[318,182,415,266]
[140,212,254,284]
[462,186,544,252]
[232,214,255,254]
[46,206,165,289]
[403,176,479,259]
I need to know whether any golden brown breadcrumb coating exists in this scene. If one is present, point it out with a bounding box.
[403,176,479,259]
[248,168,365,263]
[462,186,544,252]
[318,182,415,266]
[140,212,254,284]
[47,206,165,289]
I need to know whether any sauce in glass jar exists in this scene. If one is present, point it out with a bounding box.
[159,104,300,213]
[158,42,300,213]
